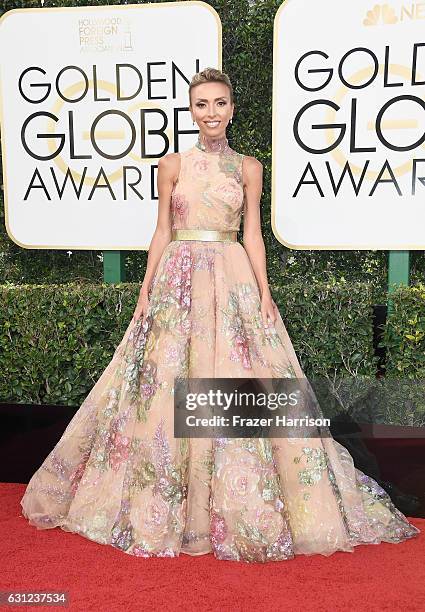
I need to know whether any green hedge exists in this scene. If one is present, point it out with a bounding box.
[1,280,424,426]
[0,280,378,406]
[271,279,380,378]
[0,283,134,404]
[382,284,425,378]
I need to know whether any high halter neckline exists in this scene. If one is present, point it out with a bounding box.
[195,132,231,154]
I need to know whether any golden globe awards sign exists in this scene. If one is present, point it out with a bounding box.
[272,0,425,249]
[0,2,220,250]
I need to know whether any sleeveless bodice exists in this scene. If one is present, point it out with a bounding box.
[170,144,244,232]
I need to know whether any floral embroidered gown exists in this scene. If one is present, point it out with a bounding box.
[20,133,419,563]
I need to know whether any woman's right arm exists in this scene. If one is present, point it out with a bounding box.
[132,152,180,324]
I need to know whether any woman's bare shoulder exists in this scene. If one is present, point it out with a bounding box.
[242,154,262,170]
[158,151,180,168]
[241,155,263,185]
[158,152,181,180]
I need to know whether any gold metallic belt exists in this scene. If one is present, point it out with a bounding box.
[171,229,237,242]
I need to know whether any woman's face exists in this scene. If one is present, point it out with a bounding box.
[190,81,234,138]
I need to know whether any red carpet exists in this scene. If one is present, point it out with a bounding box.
[1,483,424,612]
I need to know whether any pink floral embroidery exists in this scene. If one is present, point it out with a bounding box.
[210,510,228,545]
[140,361,158,398]
[165,344,180,364]
[214,180,243,207]
[164,244,192,311]
[69,455,89,494]
[215,451,261,511]
[193,158,209,174]
[234,167,242,184]
[171,193,189,227]
[109,431,131,471]
[243,503,285,544]
[130,488,170,546]
[230,333,252,369]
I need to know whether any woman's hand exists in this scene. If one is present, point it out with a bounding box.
[260,290,278,328]
[132,290,149,325]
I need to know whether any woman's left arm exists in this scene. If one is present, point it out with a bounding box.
[241,155,278,327]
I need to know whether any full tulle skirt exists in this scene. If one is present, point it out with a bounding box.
[20,241,419,562]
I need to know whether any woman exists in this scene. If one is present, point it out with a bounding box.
[20,68,419,562]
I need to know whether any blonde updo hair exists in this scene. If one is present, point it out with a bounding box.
[189,67,234,106]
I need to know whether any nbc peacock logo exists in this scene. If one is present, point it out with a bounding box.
[363,3,398,25]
